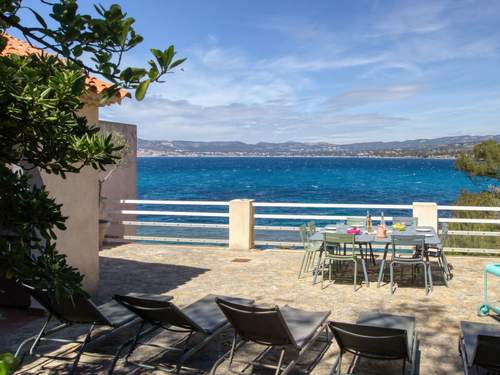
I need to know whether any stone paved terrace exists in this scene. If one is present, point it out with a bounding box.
[2,244,500,374]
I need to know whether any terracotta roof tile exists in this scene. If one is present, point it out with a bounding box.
[0,34,130,103]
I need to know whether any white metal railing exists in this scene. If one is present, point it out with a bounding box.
[108,200,229,245]
[107,199,500,254]
[253,201,499,252]
[254,202,412,209]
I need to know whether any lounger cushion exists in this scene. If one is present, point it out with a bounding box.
[357,312,416,358]
[99,293,172,327]
[182,294,254,334]
[280,306,330,349]
[97,300,137,327]
[460,321,500,367]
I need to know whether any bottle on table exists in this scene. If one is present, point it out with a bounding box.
[367,210,372,233]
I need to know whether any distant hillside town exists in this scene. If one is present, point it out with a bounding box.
[137,134,500,158]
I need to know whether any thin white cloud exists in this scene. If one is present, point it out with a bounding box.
[101,1,500,143]
[326,85,424,110]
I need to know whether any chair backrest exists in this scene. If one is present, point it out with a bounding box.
[391,234,425,248]
[114,294,203,331]
[392,217,418,226]
[307,221,316,234]
[329,321,409,360]
[324,232,355,246]
[216,297,296,347]
[23,284,107,325]
[324,233,356,257]
[391,234,425,255]
[472,334,500,372]
[346,217,366,228]
[299,224,309,248]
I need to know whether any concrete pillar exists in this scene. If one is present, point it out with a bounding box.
[229,199,255,251]
[412,202,438,230]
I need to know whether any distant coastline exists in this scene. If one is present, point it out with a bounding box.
[137,134,498,160]
[137,154,456,160]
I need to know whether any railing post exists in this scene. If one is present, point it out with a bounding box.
[412,202,438,230]
[229,199,255,251]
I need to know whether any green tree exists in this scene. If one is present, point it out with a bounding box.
[455,140,500,179]
[450,141,500,250]
[0,0,185,299]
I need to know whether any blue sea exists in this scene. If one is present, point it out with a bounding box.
[135,157,492,243]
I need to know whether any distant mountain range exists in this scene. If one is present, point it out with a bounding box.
[138,134,500,158]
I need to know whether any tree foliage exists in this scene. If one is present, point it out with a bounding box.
[455,140,500,180]
[0,0,184,299]
[447,190,500,250]
[0,0,186,100]
[451,141,499,251]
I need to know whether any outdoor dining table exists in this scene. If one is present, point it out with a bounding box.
[309,225,441,286]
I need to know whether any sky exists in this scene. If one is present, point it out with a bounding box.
[14,0,500,143]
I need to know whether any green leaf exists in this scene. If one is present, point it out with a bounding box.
[169,58,186,70]
[135,79,150,100]
[28,8,48,29]
[71,75,86,96]
[162,45,175,67]
[0,36,6,53]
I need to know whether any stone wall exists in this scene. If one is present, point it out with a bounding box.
[99,120,137,241]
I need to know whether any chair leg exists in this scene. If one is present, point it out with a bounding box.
[390,262,395,295]
[227,332,238,371]
[28,313,53,356]
[377,259,386,288]
[441,252,451,280]
[69,323,95,375]
[309,251,317,272]
[124,320,146,364]
[423,262,429,296]
[427,262,433,292]
[321,259,326,289]
[361,259,369,287]
[274,348,286,375]
[298,251,307,278]
[353,261,357,291]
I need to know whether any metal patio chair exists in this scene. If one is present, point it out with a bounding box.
[112,293,254,373]
[329,312,418,375]
[321,232,369,290]
[15,284,167,375]
[211,298,330,375]
[459,321,500,375]
[346,217,367,228]
[298,224,322,278]
[307,220,317,235]
[427,222,452,286]
[389,235,432,295]
[392,217,418,226]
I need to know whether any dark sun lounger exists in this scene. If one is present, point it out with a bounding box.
[211,297,330,375]
[113,293,254,373]
[329,312,418,375]
[15,284,171,375]
[459,321,500,375]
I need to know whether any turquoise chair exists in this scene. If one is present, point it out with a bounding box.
[479,263,500,316]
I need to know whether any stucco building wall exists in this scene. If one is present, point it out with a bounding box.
[33,105,100,293]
